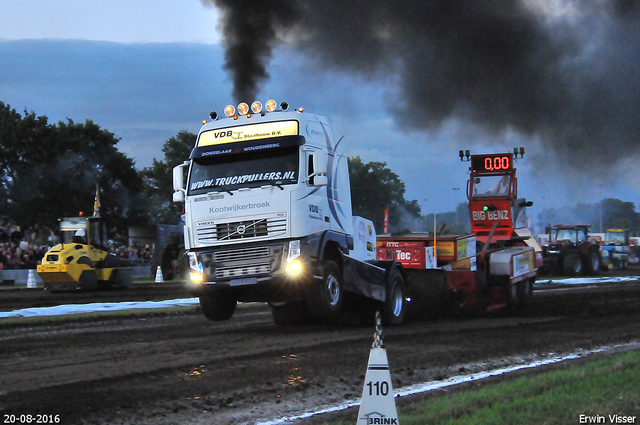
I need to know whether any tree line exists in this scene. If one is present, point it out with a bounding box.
[2,102,638,243]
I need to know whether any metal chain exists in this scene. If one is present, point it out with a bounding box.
[372,310,384,348]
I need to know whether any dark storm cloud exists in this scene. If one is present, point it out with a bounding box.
[206,0,640,171]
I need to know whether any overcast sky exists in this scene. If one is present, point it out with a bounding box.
[1,0,639,227]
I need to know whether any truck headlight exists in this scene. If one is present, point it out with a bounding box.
[285,240,303,277]
[190,271,204,283]
[188,252,199,271]
[287,240,301,262]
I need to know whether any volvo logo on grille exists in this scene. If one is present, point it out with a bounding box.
[236,224,246,235]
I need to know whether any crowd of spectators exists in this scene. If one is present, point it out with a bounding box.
[0,225,153,270]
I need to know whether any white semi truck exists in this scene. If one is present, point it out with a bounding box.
[172,100,406,325]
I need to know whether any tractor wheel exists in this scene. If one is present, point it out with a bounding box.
[585,249,601,274]
[381,268,406,326]
[307,261,344,319]
[562,253,583,276]
[199,291,237,321]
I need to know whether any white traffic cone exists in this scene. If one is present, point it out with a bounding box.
[155,266,164,283]
[27,269,38,289]
[357,312,399,425]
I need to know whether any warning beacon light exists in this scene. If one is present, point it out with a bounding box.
[513,147,525,159]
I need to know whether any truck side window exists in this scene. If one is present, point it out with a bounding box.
[308,153,315,185]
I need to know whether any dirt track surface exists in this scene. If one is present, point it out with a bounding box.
[1,271,640,425]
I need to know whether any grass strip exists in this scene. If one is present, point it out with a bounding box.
[319,349,640,425]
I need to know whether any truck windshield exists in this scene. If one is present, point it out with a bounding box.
[188,146,299,196]
[472,175,511,197]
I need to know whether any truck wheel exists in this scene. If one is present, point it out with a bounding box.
[562,253,583,276]
[381,268,406,326]
[199,291,237,321]
[509,282,520,306]
[307,261,343,318]
[585,250,601,274]
[518,278,534,306]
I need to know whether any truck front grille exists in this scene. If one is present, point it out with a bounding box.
[214,246,270,263]
[215,263,271,279]
[198,244,284,281]
[197,217,286,245]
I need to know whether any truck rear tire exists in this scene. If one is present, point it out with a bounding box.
[381,268,406,326]
[562,253,583,276]
[307,260,343,319]
[200,291,237,321]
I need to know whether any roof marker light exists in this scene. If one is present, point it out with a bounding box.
[265,99,277,112]
[224,105,235,117]
[237,102,249,116]
[251,101,262,114]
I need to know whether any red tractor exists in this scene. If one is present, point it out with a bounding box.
[541,224,602,276]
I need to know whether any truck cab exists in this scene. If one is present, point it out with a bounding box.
[173,100,404,324]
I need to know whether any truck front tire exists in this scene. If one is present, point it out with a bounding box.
[200,291,237,321]
[307,260,344,319]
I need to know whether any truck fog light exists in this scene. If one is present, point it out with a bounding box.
[285,259,303,277]
[190,271,204,283]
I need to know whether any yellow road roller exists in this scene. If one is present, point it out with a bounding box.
[37,215,132,291]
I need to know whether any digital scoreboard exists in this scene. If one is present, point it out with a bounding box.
[471,153,513,173]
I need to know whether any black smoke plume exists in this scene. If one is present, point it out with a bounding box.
[207,0,299,102]
[205,0,640,171]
